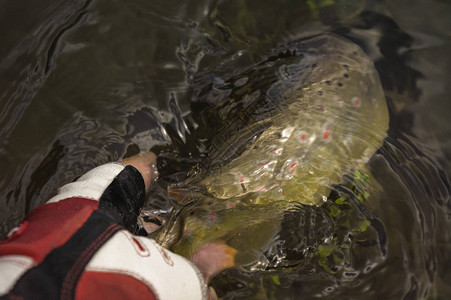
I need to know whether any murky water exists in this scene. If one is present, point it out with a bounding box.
[1,0,450,299]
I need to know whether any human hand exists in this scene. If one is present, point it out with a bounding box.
[190,240,237,284]
[120,152,159,193]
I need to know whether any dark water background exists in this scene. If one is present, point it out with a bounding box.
[0,0,450,299]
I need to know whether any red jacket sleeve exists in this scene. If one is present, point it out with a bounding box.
[0,163,207,300]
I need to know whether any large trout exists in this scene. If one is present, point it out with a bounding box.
[153,33,389,270]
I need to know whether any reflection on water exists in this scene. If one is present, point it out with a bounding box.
[0,0,450,298]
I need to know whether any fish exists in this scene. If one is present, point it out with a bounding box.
[153,33,389,269]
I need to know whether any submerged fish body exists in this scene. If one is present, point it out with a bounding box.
[196,34,388,206]
[156,34,389,264]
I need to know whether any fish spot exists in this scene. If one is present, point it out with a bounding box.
[255,186,268,193]
[334,96,344,107]
[343,64,350,70]
[337,82,343,87]
[326,80,332,85]
[226,202,236,209]
[344,73,349,78]
[257,160,275,172]
[351,97,362,108]
[295,130,309,144]
[257,161,267,167]
[283,160,298,177]
[268,145,283,156]
[235,172,249,184]
[360,81,368,92]
[287,162,297,174]
[322,123,332,142]
[372,98,379,107]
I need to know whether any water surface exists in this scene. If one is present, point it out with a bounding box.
[0,0,450,299]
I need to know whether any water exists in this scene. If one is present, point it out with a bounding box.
[1,0,450,299]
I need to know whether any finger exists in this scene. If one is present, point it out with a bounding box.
[190,240,237,283]
[121,152,159,192]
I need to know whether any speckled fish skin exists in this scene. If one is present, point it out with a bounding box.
[157,34,389,259]
[199,34,389,206]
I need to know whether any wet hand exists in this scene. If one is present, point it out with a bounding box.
[121,152,159,193]
[190,240,237,284]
